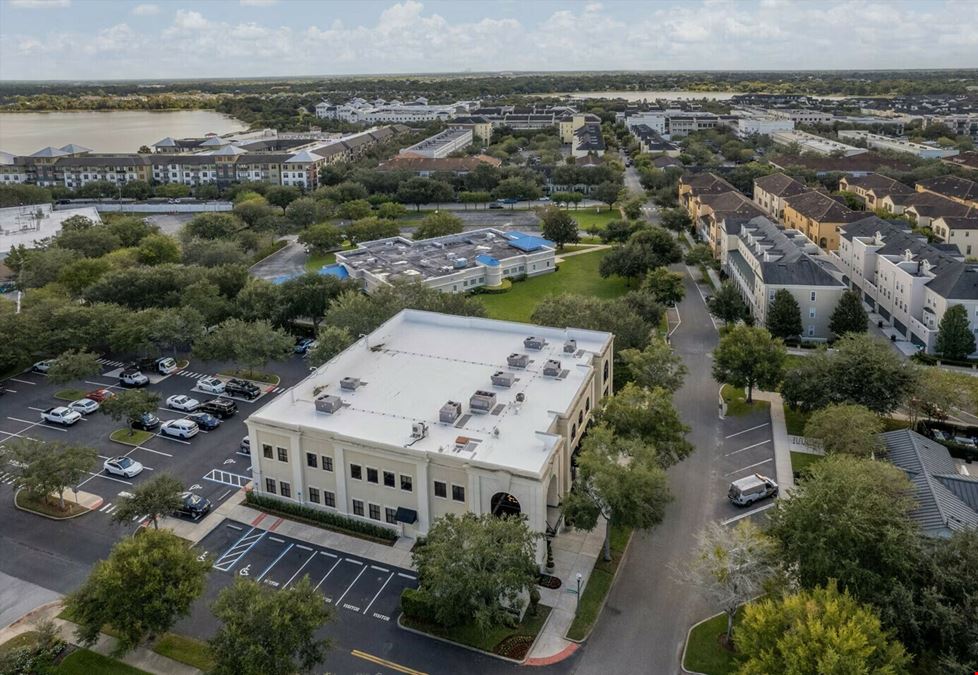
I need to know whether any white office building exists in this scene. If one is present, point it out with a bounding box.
[837,130,960,159]
[770,130,867,157]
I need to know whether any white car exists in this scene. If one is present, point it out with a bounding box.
[104,456,143,478]
[68,398,99,415]
[41,406,82,426]
[166,394,200,412]
[32,360,53,373]
[196,377,226,395]
[160,419,199,439]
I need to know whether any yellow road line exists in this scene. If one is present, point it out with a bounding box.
[350,649,428,675]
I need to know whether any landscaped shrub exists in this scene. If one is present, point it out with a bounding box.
[400,587,437,622]
[245,492,397,542]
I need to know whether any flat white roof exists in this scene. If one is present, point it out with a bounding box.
[248,309,612,476]
[0,205,101,255]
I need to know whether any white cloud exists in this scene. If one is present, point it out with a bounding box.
[9,0,70,7]
[171,9,209,31]
[131,4,160,16]
[239,0,279,5]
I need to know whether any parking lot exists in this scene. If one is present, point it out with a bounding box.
[198,519,417,624]
[0,356,308,526]
[714,407,778,525]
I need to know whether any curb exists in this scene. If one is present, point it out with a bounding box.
[1,599,63,634]
[525,642,579,667]
[679,612,725,675]
[13,489,93,521]
[109,431,154,447]
[396,614,525,665]
[248,238,292,269]
[563,527,634,644]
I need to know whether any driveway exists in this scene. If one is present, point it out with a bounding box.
[250,236,306,281]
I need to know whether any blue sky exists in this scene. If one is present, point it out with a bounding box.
[1,0,976,81]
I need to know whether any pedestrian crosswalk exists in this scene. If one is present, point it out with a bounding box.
[270,386,285,394]
[204,468,252,488]
[0,471,20,486]
[99,501,119,515]
[97,358,126,368]
[178,371,209,379]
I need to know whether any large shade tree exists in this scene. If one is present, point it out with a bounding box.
[711,325,786,404]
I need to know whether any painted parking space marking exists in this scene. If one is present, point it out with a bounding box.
[212,527,266,572]
[721,502,776,525]
[314,557,343,592]
[82,472,133,486]
[282,550,318,589]
[203,469,251,488]
[257,543,294,582]
[133,446,173,458]
[724,440,770,457]
[725,422,770,439]
[363,572,394,615]
[7,417,68,433]
[350,650,427,675]
[84,381,122,389]
[724,458,773,476]
[3,389,16,394]
[397,572,417,580]
[269,536,285,543]
[335,564,368,609]
[296,544,312,551]
[8,378,35,386]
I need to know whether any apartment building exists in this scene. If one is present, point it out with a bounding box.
[768,109,835,125]
[770,130,867,157]
[733,115,795,138]
[245,309,614,559]
[679,173,738,222]
[335,228,556,294]
[315,97,476,124]
[835,217,978,353]
[836,130,959,160]
[628,125,680,156]
[916,175,978,209]
[447,116,493,144]
[752,173,809,220]
[769,152,913,177]
[620,111,721,139]
[878,191,976,227]
[696,192,767,255]
[398,127,473,159]
[931,216,978,256]
[376,155,501,177]
[839,173,913,209]
[571,122,606,159]
[721,215,845,340]
[472,105,577,130]
[783,190,863,251]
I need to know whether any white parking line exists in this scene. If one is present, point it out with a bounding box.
[397,572,416,580]
[725,423,770,439]
[4,389,16,394]
[8,378,35,385]
[319,551,337,559]
[724,440,770,457]
[345,558,363,565]
[84,381,122,389]
[296,544,312,551]
[7,417,68,433]
[370,565,389,573]
[335,565,368,607]
[721,503,776,525]
[99,502,113,512]
[283,550,318,589]
[84,472,133,486]
[257,543,293,581]
[363,572,394,615]
[134,446,173,458]
[724,458,773,476]
[153,433,191,445]
[314,557,342,591]
[269,536,285,543]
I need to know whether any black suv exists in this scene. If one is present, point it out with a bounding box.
[224,378,261,400]
[173,492,212,520]
[129,412,160,431]
[198,398,238,419]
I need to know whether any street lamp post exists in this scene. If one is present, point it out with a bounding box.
[575,572,583,612]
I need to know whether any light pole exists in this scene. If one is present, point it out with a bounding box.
[575,572,583,612]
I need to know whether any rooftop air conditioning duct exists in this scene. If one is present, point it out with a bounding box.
[469,390,497,413]
[543,359,562,377]
[524,336,546,350]
[315,394,343,414]
[340,377,361,391]
[491,371,515,388]
[563,339,577,353]
[439,400,462,423]
[507,353,529,369]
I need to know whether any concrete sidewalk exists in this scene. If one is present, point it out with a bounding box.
[752,390,794,493]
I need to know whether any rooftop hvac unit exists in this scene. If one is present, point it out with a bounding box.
[563,339,577,353]
[411,421,428,439]
[491,371,515,388]
[507,353,529,369]
[485,232,496,240]
[524,336,546,350]
[340,377,361,391]
[315,394,343,414]
[543,359,562,377]
[453,257,468,269]
[469,389,497,413]
[439,400,462,424]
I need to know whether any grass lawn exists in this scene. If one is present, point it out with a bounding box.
[721,385,770,417]
[881,417,911,432]
[478,250,629,323]
[15,491,89,518]
[304,244,355,273]
[683,612,742,675]
[567,209,620,231]
[0,630,39,656]
[790,451,823,478]
[109,429,154,446]
[55,649,149,675]
[218,368,280,385]
[152,634,214,672]
[566,525,632,641]
[782,404,810,436]
[54,388,87,402]
[782,353,809,373]
[404,605,551,660]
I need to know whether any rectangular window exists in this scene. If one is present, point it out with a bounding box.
[810,291,817,302]
[324,491,335,508]
[383,471,395,488]
[366,467,379,484]
[280,482,291,498]
[385,507,397,524]
[352,499,364,516]
[400,475,413,492]
[434,481,447,498]
[262,444,273,459]
[368,504,381,521]
[306,453,317,468]
[264,478,276,494]
[809,307,816,318]
[350,464,362,480]
[321,456,333,472]
[452,484,465,502]
[308,487,320,504]
[277,447,288,462]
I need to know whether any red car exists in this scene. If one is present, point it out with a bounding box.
[85,388,116,403]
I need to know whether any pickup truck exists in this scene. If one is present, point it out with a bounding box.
[41,406,82,426]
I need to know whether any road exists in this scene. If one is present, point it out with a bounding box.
[250,236,306,281]
[622,154,661,225]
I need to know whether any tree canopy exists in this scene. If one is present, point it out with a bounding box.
[712,325,786,403]
[766,289,802,341]
[829,289,868,337]
[935,303,975,360]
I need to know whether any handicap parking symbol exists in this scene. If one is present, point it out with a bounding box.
[239,564,251,577]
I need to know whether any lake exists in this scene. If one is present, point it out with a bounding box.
[0,110,248,155]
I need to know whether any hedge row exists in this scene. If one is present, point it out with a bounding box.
[911,352,978,368]
[244,492,398,543]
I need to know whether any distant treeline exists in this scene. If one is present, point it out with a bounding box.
[2,70,976,112]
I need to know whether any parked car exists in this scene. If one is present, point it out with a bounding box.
[198,398,237,419]
[952,435,977,449]
[931,428,952,442]
[196,377,225,395]
[537,196,550,202]
[488,202,504,209]
[294,338,315,354]
[129,412,160,431]
[224,378,261,400]
[32,360,53,373]
[174,492,212,520]
[187,412,221,431]
[155,357,177,375]
[728,474,779,506]
[68,398,99,415]
[166,394,200,412]
[41,406,82,426]
[160,419,199,439]
[238,436,251,456]
[119,368,149,388]
[104,456,143,478]
[85,388,116,403]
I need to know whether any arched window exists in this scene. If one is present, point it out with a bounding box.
[586,397,591,412]
[603,359,609,383]
[571,423,578,438]
[578,410,584,425]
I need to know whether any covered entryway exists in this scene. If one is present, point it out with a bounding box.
[490,492,521,518]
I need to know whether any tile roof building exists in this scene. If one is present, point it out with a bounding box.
[768,153,914,176]
[839,173,913,209]
[782,190,865,251]
[752,172,810,220]
[916,175,978,209]
[931,216,978,257]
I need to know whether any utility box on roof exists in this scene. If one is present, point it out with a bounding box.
[315,394,343,414]
[491,371,515,388]
[507,353,529,368]
[524,336,546,350]
[469,390,497,413]
[439,400,462,423]
[543,359,562,377]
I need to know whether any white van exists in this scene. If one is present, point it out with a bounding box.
[728,474,778,506]
[156,357,178,375]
